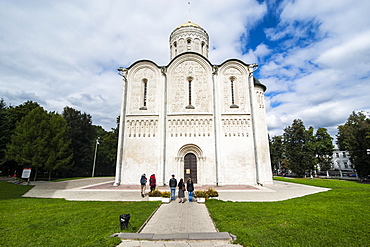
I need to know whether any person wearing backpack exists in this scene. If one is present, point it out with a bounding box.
[149,174,156,192]
[140,174,147,197]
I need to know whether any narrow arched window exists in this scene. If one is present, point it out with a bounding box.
[186,76,195,109]
[187,39,191,51]
[174,42,177,56]
[140,78,148,110]
[230,76,239,108]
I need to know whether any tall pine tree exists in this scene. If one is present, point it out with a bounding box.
[62,106,95,176]
[283,119,311,176]
[44,112,73,180]
[7,107,50,180]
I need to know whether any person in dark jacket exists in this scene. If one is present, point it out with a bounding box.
[140,174,147,197]
[186,177,194,202]
[149,174,156,192]
[169,174,177,201]
[178,178,186,203]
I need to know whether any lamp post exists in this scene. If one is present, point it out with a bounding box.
[92,137,100,177]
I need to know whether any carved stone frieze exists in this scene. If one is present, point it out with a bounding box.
[221,118,250,137]
[168,117,213,137]
[126,118,158,137]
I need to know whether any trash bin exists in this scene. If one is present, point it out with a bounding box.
[120,214,130,230]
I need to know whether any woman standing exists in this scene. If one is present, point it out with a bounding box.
[178,178,186,203]
[149,174,156,192]
[186,177,194,202]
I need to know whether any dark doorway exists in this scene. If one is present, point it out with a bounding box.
[184,153,197,183]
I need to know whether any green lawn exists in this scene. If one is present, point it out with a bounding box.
[2,178,369,247]
[207,178,370,247]
[0,181,160,247]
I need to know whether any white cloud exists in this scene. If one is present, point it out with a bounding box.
[0,0,369,139]
[261,0,370,137]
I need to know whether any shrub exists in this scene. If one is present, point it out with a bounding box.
[206,188,219,197]
[195,188,219,199]
[161,191,171,198]
[194,189,207,198]
[148,189,162,197]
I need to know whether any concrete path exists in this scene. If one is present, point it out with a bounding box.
[21,177,330,246]
[140,201,217,234]
[22,177,330,202]
[116,201,239,246]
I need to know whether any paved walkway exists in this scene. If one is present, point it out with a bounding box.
[22,177,330,202]
[140,202,217,234]
[116,201,238,246]
[21,177,330,246]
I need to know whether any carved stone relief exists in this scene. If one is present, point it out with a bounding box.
[169,61,210,112]
[221,118,250,137]
[168,117,213,137]
[126,118,158,137]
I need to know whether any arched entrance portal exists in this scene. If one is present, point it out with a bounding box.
[184,153,197,183]
[177,144,203,184]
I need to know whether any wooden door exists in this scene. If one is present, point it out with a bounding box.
[184,153,197,183]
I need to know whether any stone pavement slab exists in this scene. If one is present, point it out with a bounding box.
[117,240,242,247]
[139,201,217,234]
[189,232,231,240]
[118,232,231,241]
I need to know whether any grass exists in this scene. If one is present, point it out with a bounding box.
[206,178,370,247]
[0,181,160,247]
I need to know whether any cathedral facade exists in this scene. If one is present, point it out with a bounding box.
[114,21,273,186]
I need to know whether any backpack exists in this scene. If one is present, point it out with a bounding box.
[140,176,146,184]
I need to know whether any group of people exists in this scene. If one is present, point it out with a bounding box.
[169,174,194,203]
[140,173,156,197]
[139,173,195,202]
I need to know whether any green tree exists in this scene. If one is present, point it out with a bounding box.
[337,111,370,177]
[269,135,284,174]
[6,107,51,180]
[2,100,40,176]
[303,126,317,175]
[283,119,309,176]
[0,99,12,168]
[315,127,334,171]
[94,126,118,176]
[7,107,74,180]
[44,112,73,180]
[62,106,95,176]
[8,100,40,127]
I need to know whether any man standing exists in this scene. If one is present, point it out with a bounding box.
[140,174,147,197]
[169,174,177,201]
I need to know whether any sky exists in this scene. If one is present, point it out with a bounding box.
[1,0,369,139]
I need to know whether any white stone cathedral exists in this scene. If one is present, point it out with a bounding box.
[114,20,273,186]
